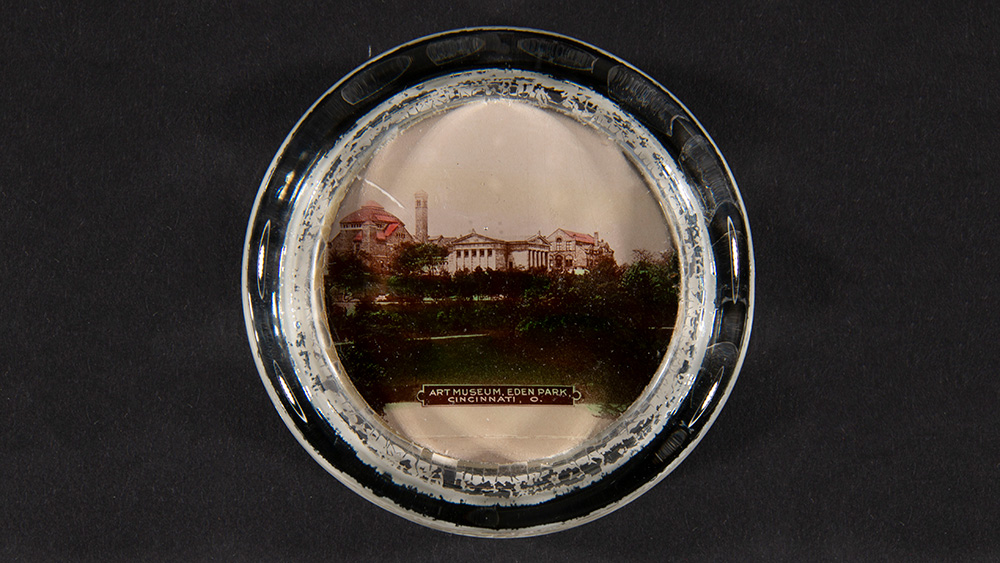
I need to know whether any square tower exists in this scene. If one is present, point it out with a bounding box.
[414,190,428,243]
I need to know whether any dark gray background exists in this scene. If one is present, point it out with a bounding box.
[3,1,998,560]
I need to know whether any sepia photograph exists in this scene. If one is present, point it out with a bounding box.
[323,101,680,462]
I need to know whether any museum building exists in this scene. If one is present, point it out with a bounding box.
[439,231,552,273]
[328,200,415,272]
[329,194,613,273]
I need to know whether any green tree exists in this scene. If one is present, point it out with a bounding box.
[392,242,448,276]
[325,251,374,301]
[620,250,679,324]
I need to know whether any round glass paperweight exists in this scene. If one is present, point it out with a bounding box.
[242,28,753,537]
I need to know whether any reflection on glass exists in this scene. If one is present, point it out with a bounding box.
[323,101,680,463]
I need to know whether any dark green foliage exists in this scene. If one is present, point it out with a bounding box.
[325,250,679,414]
[387,273,453,301]
[621,250,679,312]
[325,251,374,300]
[392,242,449,275]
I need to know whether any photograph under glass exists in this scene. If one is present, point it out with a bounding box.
[321,100,680,464]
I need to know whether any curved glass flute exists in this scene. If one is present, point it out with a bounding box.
[243,28,753,537]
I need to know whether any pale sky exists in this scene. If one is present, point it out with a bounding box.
[333,100,674,261]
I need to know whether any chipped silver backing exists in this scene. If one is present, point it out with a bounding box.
[243,28,754,537]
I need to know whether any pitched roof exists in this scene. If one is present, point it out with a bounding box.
[550,229,596,244]
[564,230,596,244]
[339,201,404,226]
[448,231,506,245]
[376,223,401,241]
[429,235,456,246]
[508,234,550,244]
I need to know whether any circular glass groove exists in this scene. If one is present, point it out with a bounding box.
[242,28,753,537]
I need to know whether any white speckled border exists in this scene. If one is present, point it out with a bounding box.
[272,69,715,514]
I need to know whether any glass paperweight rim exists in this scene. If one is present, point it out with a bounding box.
[242,27,755,537]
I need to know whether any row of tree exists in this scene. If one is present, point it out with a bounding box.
[325,242,678,309]
[324,243,680,412]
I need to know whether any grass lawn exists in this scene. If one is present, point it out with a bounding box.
[338,331,666,415]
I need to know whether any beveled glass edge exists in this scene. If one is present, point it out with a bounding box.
[241,27,754,537]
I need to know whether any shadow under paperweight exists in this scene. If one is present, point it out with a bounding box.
[242,27,754,537]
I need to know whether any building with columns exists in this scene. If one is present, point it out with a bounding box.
[329,193,614,274]
[443,231,550,273]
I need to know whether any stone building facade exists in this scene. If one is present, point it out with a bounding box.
[329,194,614,273]
[547,228,615,272]
[442,232,550,274]
[414,190,428,244]
[328,201,414,272]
